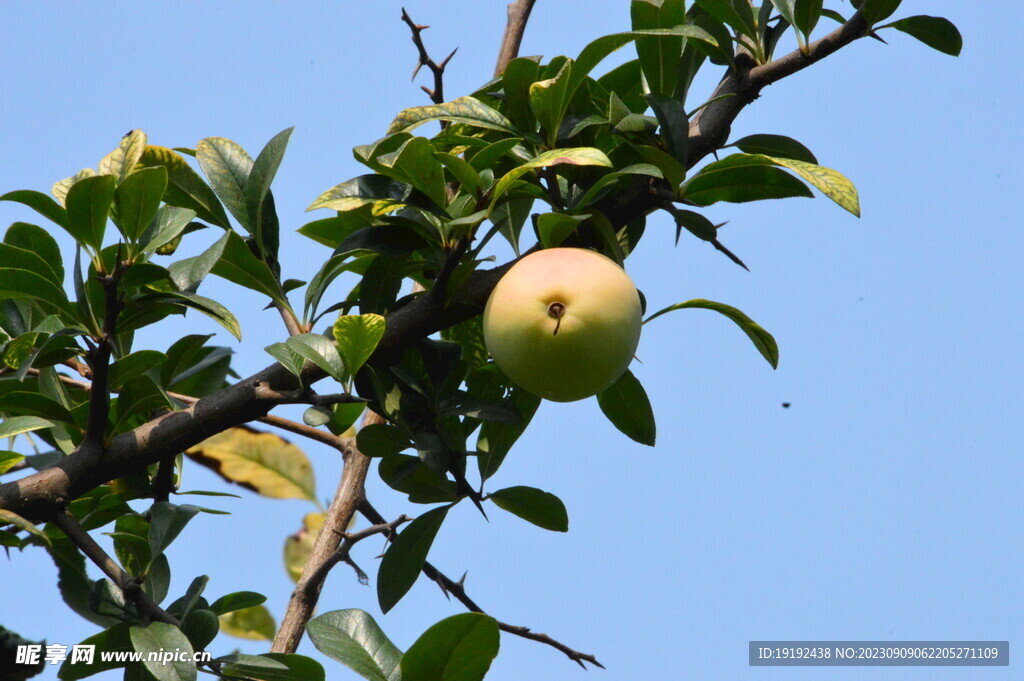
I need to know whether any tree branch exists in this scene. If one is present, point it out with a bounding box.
[494,0,538,76]
[358,500,603,669]
[0,12,877,522]
[271,411,380,653]
[51,508,180,626]
[401,8,457,105]
[83,260,127,447]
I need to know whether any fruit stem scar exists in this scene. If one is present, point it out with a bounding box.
[548,301,566,336]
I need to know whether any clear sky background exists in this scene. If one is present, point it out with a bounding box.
[2,2,1021,680]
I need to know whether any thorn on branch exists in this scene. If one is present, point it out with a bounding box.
[400,8,456,105]
[358,500,604,669]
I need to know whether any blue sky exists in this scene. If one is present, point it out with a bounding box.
[1,2,1021,680]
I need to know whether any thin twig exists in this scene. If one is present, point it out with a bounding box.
[359,500,604,669]
[495,0,538,76]
[401,8,457,105]
[51,508,180,626]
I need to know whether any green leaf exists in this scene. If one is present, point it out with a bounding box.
[219,605,276,641]
[401,613,500,681]
[378,454,459,504]
[308,174,443,214]
[140,206,198,259]
[388,96,517,135]
[65,175,116,250]
[378,137,448,208]
[571,27,719,101]
[99,130,148,184]
[0,242,62,288]
[307,609,403,681]
[0,509,50,545]
[197,137,254,231]
[0,189,70,230]
[149,290,242,341]
[646,93,689,163]
[169,230,229,292]
[490,147,612,207]
[0,415,56,440]
[333,313,386,377]
[597,369,656,445]
[0,266,72,316]
[0,450,25,474]
[304,254,365,322]
[0,391,73,422]
[529,59,572,145]
[137,145,231,229]
[631,0,687,97]
[115,166,167,242]
[129,622,197,681]
[693,0,758,38]
[883,15,963,56]
[185,426,317,501]
[488,486,568,532]
[682,153,814,205]
[762,155,860,216]
[644,298,779,368]
[730,134,817,163]
[501,57,541,131]
[488,197,533,255]
[285,333,345,382]
[57,623,132,680]
[853,0,902,25]
[666,206,717,242]
[265,342,305,380]
[181,609,219,651]
[148,502,200,557]
[477,388,541,481]
[5,222,63,284]
[793,0,823,37]
[537,212,588,248]
[245,127,293,254]
[210,230,287,306]
[356,423,411,458]
[377,505,448,613]
[209,591,267,615]
[217,654,324,681]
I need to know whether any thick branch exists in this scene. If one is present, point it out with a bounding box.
[0,12,874,521]
[358,499,603,669]
[271,411,380,653]
[494,0,538,76]
[51,508,180,626]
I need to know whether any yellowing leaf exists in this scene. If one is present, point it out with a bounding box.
[333,313,386,377]
[490,147,612,208]
[284,512,325,583]
[761,155,860,217]
[219,605,276,641]
[185,427,316,501]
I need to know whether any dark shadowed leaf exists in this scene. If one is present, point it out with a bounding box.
[489,486,568,532]
[730,134,818,163]
[597,369,656,446]
[377,505,449,613]
[883,15,962,56]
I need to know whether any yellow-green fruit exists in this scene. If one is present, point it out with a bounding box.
[482,247,642,402]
